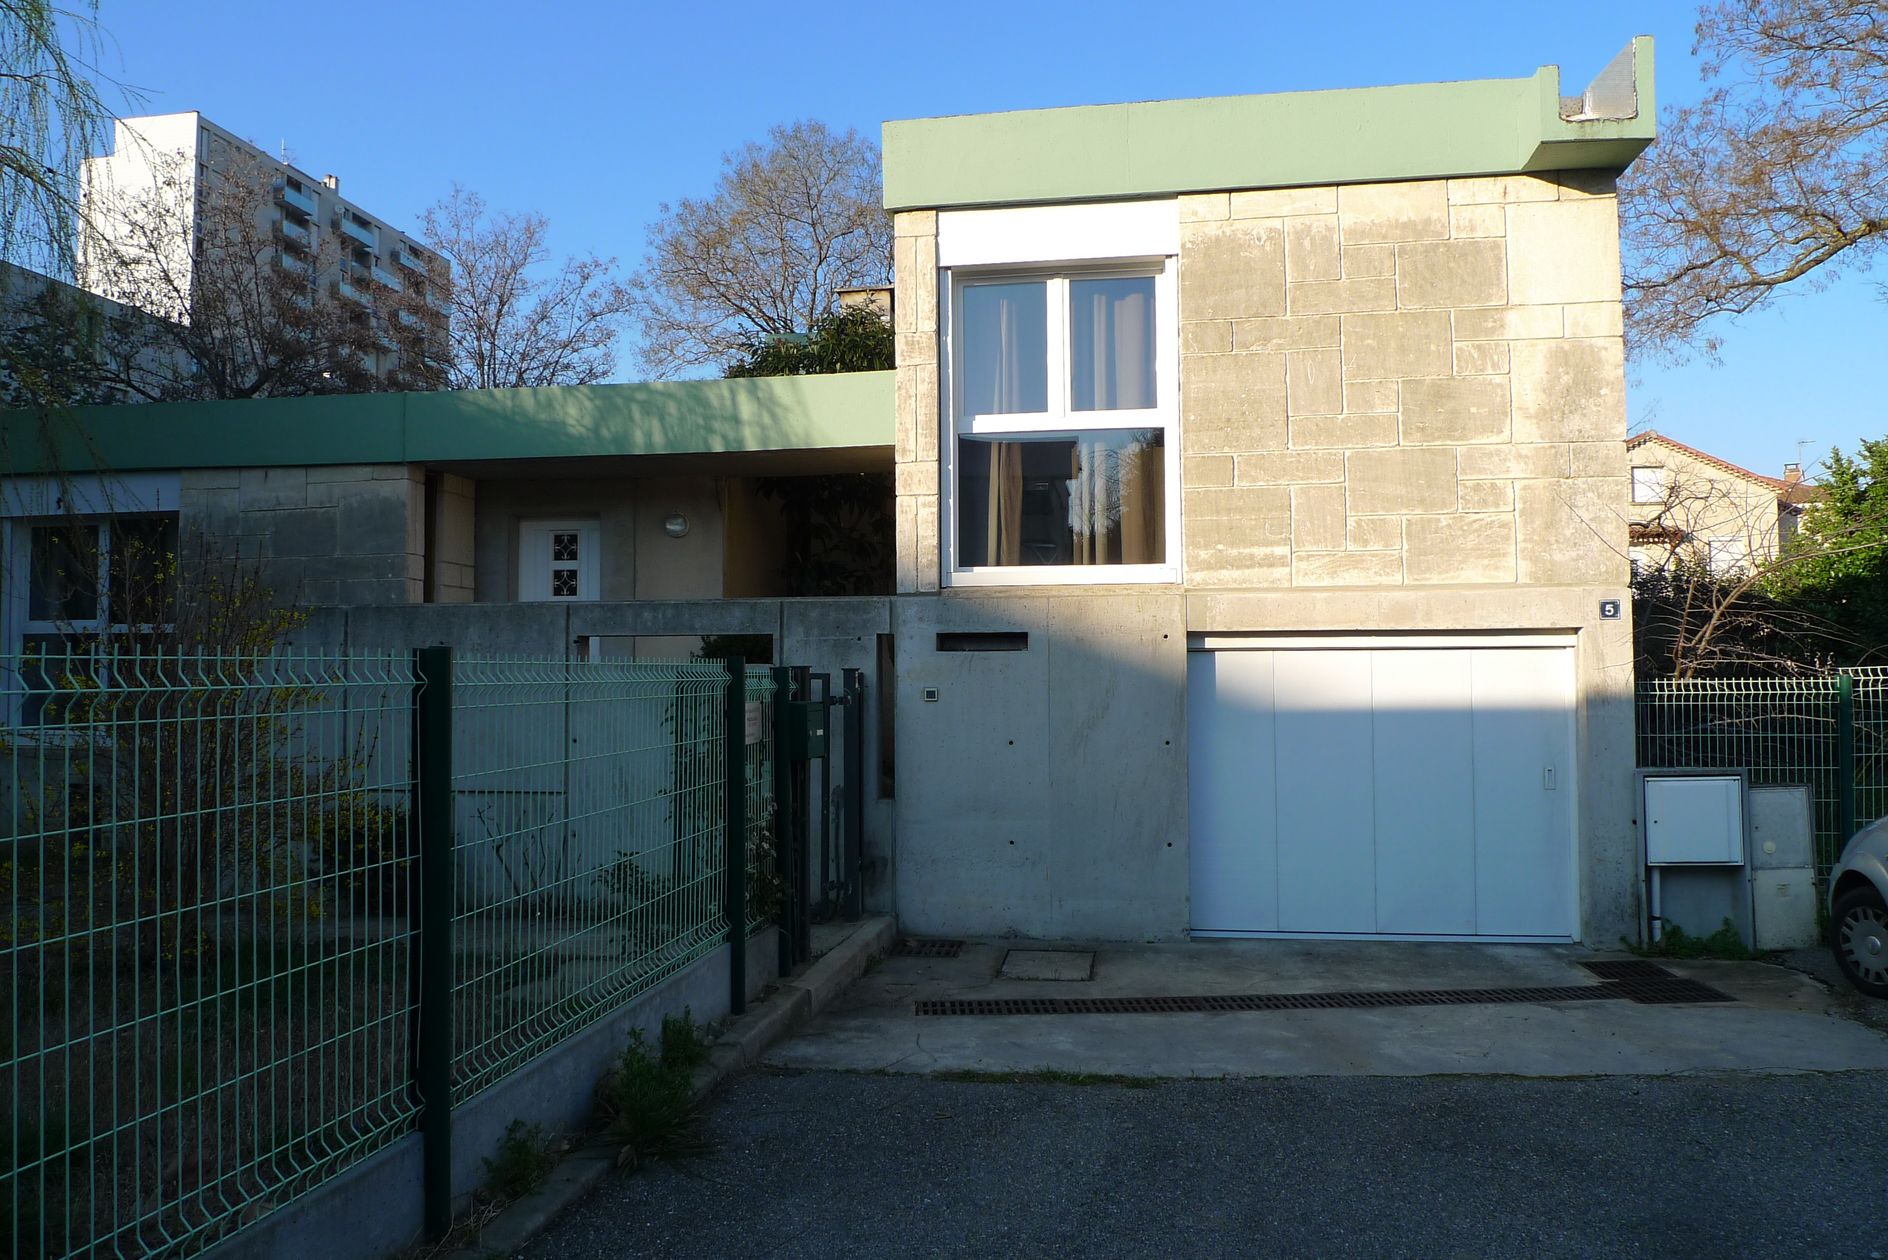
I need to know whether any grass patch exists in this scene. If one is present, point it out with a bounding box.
[659,1009,711,1075]
[1627,918,1764,961]
[481,1119,557,1201]
[597,1019,712,1169]
[932,1068,1161,1089]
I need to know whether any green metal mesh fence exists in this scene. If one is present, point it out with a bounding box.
[0,646,420,1260]
[1636,669,1888,879]
[446,657,739,1103]
[0,647,786,1256]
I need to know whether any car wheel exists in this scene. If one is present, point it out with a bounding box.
[1832,886,1888,999]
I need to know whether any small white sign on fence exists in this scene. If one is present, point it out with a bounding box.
[744,700,764,746]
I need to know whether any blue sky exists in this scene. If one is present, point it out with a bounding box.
[88,0,1884,477]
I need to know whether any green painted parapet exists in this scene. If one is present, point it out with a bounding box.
[883,37,1655,210]
[0,370,896,474]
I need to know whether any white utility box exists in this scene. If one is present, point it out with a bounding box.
[1645,775,1745,865]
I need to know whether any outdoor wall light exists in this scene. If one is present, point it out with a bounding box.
[663,512,690,539]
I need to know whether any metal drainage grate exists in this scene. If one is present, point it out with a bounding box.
[896,938,967,959]
[914,975,1733,1017]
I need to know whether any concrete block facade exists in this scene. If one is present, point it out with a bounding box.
[886,170,1641,944]
[179,463,425,606]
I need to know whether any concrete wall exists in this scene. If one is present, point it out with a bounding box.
[431,473,476,602]
[179,463,424,605]
[892,592,1189,938]
[212,927,779,1260]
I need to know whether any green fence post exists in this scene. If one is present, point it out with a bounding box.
[413,646,455,1239]
[1838,671,1858,846]
[724,657,748,1016]
[771,665,796,977]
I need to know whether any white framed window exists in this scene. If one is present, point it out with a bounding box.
[1705,536,1744,575]
[944,262,1179,585]
[1631,465,1671,505]
[518,520,599,601]
[3,515,178,725]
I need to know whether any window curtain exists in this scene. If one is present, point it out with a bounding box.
[976,289,1031,566]
[983,442,1023,566]
[1074,281,1153,411]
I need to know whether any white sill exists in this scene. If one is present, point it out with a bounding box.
[947,563,1179,588]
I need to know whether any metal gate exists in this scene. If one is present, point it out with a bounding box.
[771,665,867,974]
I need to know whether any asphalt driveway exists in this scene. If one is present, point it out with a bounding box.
[521,1068,1888,1260]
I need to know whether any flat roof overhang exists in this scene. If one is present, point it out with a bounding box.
[0,371,896,477]
[883,37,1656,211]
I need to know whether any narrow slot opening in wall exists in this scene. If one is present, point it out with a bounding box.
[876,632,895,799]
[936,631,1028,653]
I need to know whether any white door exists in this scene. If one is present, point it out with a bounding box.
[1188,642,1577,941]
[518,520,599,602]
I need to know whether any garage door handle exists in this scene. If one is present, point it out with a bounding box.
[1543,766,1557,790]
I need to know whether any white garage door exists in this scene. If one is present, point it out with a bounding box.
[1187,641,1577,941]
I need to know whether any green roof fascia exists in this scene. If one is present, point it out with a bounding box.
[883,37,1655,211]
[0,371,896,476]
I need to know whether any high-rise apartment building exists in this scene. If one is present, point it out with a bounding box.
[77,112,447,381]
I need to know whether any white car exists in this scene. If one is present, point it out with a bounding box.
[1831,817,1888,998]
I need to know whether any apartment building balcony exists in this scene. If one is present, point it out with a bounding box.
[338,216,377,248]
[277,251,312,277]
[371,264,402,291]
[333,274,365,303]
[277,218,313,250]
[274,181,318,218]
[395,248,429,275]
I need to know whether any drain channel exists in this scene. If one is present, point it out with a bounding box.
[913,963,1731,1016]
[895,938,967,959]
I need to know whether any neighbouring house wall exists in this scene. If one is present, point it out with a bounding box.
[179,463,424,606]
[1626,443,1786,573]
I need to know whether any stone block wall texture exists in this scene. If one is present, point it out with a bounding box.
[892,209,939,594]
[432,473,476,604]
[179,464,426,607]
[1177,173,1629,590]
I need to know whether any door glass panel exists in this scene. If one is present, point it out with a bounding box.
[959,281,1047,416]
[28,524,99,622]
[1070,276,1156,411]
[958,430,1164,566]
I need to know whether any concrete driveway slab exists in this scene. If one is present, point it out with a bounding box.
[763,938,1888,1078]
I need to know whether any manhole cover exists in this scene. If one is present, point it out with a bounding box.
[999,949,1095,981]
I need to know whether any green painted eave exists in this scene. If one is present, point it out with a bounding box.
[883,37,1656,211]
[0,371,896,475]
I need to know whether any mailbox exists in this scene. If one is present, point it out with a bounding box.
[787,699,828,759]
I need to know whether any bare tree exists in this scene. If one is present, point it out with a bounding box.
[1621,1,1888,358]
[60,148,437,399]
[418,185,632,389]
[1629,462,1882,676]
[630,120,891,376]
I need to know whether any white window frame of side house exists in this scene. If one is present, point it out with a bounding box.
[518,519,600,602]
[938,201,1181,588]
[0,473,182,728]
[1631,465,1671,505]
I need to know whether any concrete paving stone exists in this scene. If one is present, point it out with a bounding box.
[763,938,1888,1079]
